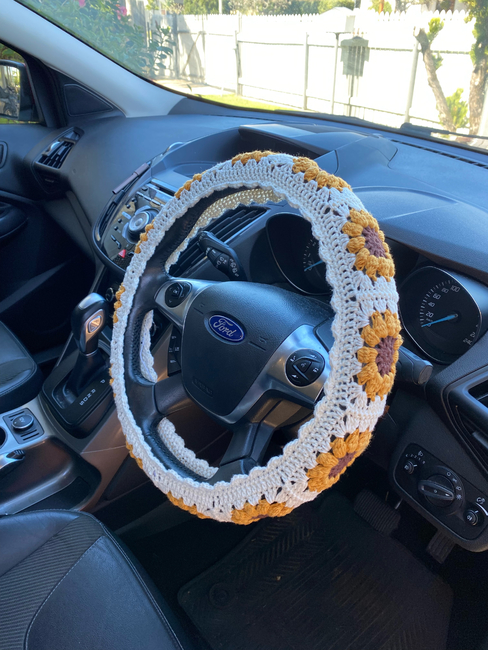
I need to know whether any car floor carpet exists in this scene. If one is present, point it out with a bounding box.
[178,492,453,650]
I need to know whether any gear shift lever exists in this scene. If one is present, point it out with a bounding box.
[66,293,108,397]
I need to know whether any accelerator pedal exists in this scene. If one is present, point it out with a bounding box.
[427,530,456,564]
[354,489,401,536]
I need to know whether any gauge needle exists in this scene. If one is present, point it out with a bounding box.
[304,260,325,272]
[421,313,458,328]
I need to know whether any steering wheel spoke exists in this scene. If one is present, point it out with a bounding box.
[214,324,330,426]
[211,399,305,483]
[154,373,191,416]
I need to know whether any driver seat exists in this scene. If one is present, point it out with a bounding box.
[0,510,189,650]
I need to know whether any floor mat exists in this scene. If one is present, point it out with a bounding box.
[178,493,453,650]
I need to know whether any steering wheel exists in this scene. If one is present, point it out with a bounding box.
[110,151,401,524]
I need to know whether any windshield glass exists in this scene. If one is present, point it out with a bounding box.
[17,0,488,148]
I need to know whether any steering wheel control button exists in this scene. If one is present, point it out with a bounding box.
[12,413,34,431]
[168,327,182,375]
[165,282,191,308]
[286,349,325,386]
[296,359,311,374]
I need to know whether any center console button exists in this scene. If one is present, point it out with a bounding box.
[403,460,417,475]
[12,413,34,431]
[465,509,480,526]
[128,210,150,236]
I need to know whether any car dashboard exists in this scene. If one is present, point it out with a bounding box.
[19,111,488,550]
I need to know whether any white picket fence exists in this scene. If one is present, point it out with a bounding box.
[130,2,482,132]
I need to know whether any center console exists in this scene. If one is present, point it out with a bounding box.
[97,177,173,274]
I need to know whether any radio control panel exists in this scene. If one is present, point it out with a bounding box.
[99,179,172,272]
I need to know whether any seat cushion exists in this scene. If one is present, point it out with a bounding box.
[0,510,189,650]
[0,322,42,413]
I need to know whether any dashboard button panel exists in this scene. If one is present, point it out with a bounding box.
[98,179,172,273]
[395,443,488,539]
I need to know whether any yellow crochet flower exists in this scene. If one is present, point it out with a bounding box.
[231,498,294,525]
[307,429,372,493]
[357,310,402,400]
[292,157,350,191]
[167,492,210,520]
[342,209,395,281]
[231,150,276,166]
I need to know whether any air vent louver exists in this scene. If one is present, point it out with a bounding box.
[35,130,81,191]
[449,375,488,474]
[169,205,266,276]
[39,140,74,169]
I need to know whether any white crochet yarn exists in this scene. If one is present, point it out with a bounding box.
[110,153,399,522]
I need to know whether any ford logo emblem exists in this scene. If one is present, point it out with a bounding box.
[208,315,245,343]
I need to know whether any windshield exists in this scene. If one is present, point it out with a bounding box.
[16,0,488,149]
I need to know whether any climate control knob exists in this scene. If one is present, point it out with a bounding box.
[127,207,157,240]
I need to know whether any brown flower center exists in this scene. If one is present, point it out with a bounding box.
[363,226,386,258]
[329,451,356,478]
[376,336,396,376]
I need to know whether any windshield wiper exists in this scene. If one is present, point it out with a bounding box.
[400,123,488,141]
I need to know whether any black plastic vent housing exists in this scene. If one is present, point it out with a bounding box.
[34,129,81,191]
[169,205,267,276]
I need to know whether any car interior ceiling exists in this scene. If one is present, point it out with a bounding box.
[2,27,488,650]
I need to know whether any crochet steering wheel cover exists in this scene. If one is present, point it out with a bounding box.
[110,152,401,524]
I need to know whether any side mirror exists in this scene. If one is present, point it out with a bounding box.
[0,60,38,122]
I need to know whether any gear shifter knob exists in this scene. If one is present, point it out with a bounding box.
[71,293,108,356]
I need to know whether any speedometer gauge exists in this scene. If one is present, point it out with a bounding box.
[400,267,488,364]
[302,238,328,293]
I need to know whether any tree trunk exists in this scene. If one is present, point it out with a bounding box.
[469,54,488,135]
[416,29,456,132]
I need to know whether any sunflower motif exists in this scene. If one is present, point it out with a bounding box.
[307,429,372,493]
[357,310,402,400]
[231,498,294,525]
[342,209,395,281]
[167,492,210,520]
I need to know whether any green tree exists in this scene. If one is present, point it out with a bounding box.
[415,18,456,131]
[417,2,488,134]
[464,0,488,133]
[184,0,225,12]
[23,0,172,78]
[446,88,469,128]
[319,0,354,12]
[0,45,25,63]
[369,0,392,13]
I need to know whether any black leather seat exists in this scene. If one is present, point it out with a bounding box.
[0,322,42,413]
[0,510,190,650]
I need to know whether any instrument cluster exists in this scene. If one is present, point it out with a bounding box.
[267,213,488,365]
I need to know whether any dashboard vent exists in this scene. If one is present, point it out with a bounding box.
[34,130,81,191]
[170,205,266,276]
[449,376,488,473]
[393,139,488,171]
[38,130,80,169]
